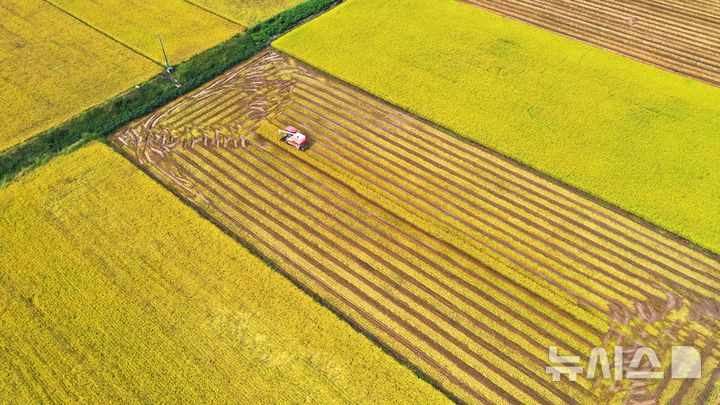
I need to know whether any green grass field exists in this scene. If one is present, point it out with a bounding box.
[274,0,720,254]
[0,141,448,403]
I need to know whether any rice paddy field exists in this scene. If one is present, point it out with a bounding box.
[189,0,309,27]
[4,0,720,403]
[0,0,248,153]
[0,0,155,151]
[110,50,720,404]
[0,141,447,404]
[462,0,720,86]
[273,0,720,255]
[49,0,242,63]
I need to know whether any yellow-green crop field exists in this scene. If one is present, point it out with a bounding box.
[111,50,720,404]
[0,0,249,153]
[0,141,448,403]
[273,0,720,255]
[190,0,309,27]
[49,0,241,64]
[0,0,155,152]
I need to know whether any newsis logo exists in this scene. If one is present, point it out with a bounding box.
[546,345,701,382]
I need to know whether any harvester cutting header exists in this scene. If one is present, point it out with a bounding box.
[279,126,310,151]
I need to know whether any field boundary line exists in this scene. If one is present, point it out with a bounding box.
[181,0,246,28]
[40,0,162,66]
[272,47,720,261]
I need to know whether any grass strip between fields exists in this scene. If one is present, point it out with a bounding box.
[0,0,342,188]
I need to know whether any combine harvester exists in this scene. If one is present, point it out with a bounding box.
[279,125,310,151]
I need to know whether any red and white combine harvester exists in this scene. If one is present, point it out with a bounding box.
[279,126,310,151]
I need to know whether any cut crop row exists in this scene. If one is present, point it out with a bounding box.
[182,144,588,403]
[284,94,667,305]
[249,136,604,352]
[296,74,720,279]
[166,146,535,404]
[286,87,715,306]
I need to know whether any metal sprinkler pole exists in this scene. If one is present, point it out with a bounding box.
[157,34,170,69]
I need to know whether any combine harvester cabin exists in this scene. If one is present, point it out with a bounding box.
[279,126,309,151]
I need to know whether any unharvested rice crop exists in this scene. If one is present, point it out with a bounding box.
[48,0,241,64]
[462,0,720,86]
[111,51,720,404]
[0,0,155,151]
[188,0,309,27]
[0,141,447,404]
[273,0,720,254]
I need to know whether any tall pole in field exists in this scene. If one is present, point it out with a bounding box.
[157,34,170,69]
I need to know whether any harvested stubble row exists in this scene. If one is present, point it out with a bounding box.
[111,51,720,404]
[460,0,720,86]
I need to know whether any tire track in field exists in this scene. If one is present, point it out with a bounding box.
[181,0,244,27]
[40,0,161,66]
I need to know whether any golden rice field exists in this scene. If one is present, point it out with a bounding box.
[0,0,155,151]
[189,0,309,27]
[112,50,720,404]
[49,0,242,64]
[0,0,245,152]
[0,141,448,403]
